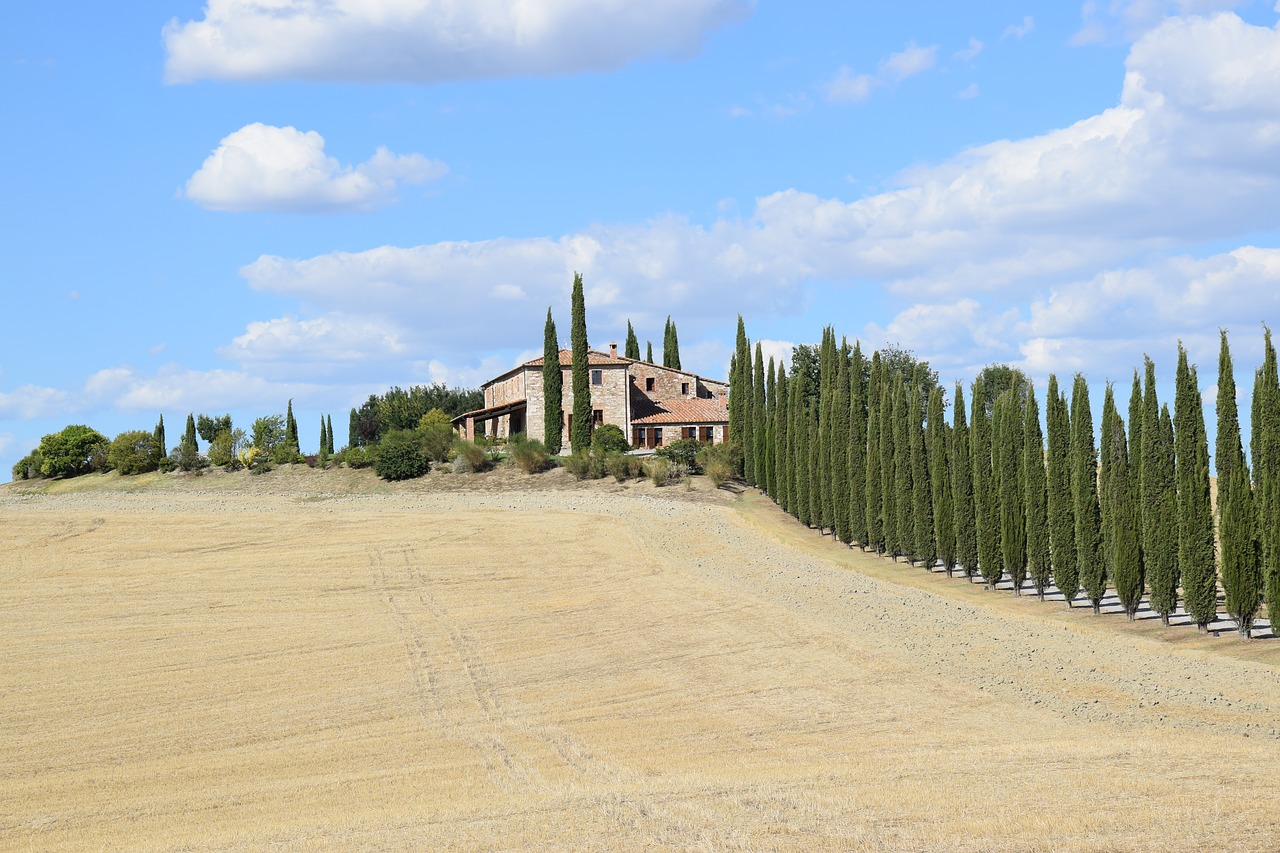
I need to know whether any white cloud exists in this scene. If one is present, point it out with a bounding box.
[83,366,316,413]
[184,123,446,213]
[956,82,980,99]
[1002,15,1035,40]
[882,41,937,80]
[1072,0,1246,45]
[826,40,938,103]
[163,0,751,84]
[220,315,409,366]
[757,339,795,372]
[956,38,984,60]
[826,67,877,103]
[0,385,71,419]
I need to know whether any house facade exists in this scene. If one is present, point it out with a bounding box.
[453,343,729,451]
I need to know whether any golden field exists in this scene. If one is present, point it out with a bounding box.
[2,467,1278,851]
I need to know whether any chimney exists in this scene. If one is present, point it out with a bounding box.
[609,341,618,358]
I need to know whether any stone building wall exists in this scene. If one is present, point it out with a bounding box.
[628,362,702,401]
[525,365,628,450]
[485,371,526,408]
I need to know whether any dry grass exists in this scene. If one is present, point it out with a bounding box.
[1,472,1278,851]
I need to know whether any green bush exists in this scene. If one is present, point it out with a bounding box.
[508,433,550,474]
[208,428,246,470]
[421,423,457,462]
[657,438,703,473]
[336,445,374,469]
[591,423,629,454]
[644,456,687,486]
[107,430,160,475]
[452,439,492,473]
[562,449,606,480]
[375,429,432,481]
[604,453,633,482]
[171,441,208,472]
[11,451,44,481]
[36,425,110,478]
[695,442,740,483]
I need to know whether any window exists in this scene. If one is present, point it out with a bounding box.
[591,369,603,386]
[702,426,714,443]
[637,427,646,445]
[685,426,697,440]
[592,409,604,426]
[645,377,655,391]
[653,427,663,445]
[681,382,689,395]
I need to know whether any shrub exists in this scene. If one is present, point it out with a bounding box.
[605,453,633,482]
[508,433,550,474]
[562,449,606,480]
[702,457,733,487]
[591,423,629,454]
[657,438,703,473]
[107,430,160,475]
[696,442,740,484]
[36,425,110,478]
[452,439,491,473]
[375,429,432,481]
[208,428,246,470]
[11,451,44,481]
[336,445,374,469]
[643,456,675,486]
[171,442,208,472]
[421,423,457,462]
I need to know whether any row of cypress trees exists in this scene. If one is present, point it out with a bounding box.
[728,317,1280,639]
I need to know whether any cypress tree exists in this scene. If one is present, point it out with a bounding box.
[973,377,1001,587]
[1047,375,1077,606]
[349,408,359,449]
[928,386,956,575]
[1217,329,1262,636]
[662,317,672,368]
[911,371,935,568]
[1024,383,1051,598]
[792,368,811,527]
[1073,375,1107,613]
[1176,345,1218,630]
[997,390,1027,592]
[1128,369,1143,496]
[327,414,335,453]
[864,354,885,554]
[1099,383,1120,574]
[807,414,821,531]
[754,342,768,494]
[816,328,836,534]
[775,362,790,513]
[319,415,328,457]
[744,341,757,486]
[1106,402,1143,619]
[848,343,868,548]
[952,382,977,578]
[624,321,640,361]
[765,355,778,498]
[892,372,914,561]
[542,307,563,453]
[669,320,681,371]
[1143,359,1179,624]
[1255,327,1280,638]
[285,399,298,453]
[154,414,166,459]
[184,412,198,452]
[646,341,653,363]
[729,317,748,466]
[833,353,853,544]
[569,272,592,452]
[881,374,899,558]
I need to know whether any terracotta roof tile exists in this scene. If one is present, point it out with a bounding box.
[524,348,629,367]
[630,396,729,425]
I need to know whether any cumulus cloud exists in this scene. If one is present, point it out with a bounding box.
[826,40,938,103]
[0,385,70,419]
[184,123,446,213]
[163,0,751,84]
[220,315,409,366]
[1072,0,1247,45]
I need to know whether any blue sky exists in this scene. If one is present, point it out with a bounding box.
[4,1,1280,472]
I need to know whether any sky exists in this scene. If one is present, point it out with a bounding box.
[4,1,1280,473]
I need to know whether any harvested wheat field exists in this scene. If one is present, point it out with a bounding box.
[2,467,1279,851]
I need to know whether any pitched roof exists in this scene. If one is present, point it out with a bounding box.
[524,348,630,367]
[630,396,729,425]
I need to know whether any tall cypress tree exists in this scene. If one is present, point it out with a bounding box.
[1217,329,1262,636]
[326,414,335,453]
[646,341,653,363]
[952,382,977,578]
[848,343,868,548]
[1106,401,1143,619]
[154,414,166,459]
[775,362,790,513]
[892,372,914,562]
[807,414,821,531]
[744,342,757,486]
[319,415,328,457]
[1255,327,1280,637]
[543,307,563,453]
[569,273,592,452]
[1047,375,1077,605]
[816,328,834,534]
[1128,369,1144,497]
[1143,359,1179,624]
[1024,383,1051,598]
[881,374,899,558]
[864,354,885,554]
[911,371,935,568]
[997,390,1027,592]
[730,316,749,471]
[792,367,811,527]
[669,320,681,371]
[624,320,640,361]
[833,353,853,544]
[1073,375,1107,613]
[973,377,1001,587]
[285,399,298,453]
[928,386,956,575]
[765,355,778,498]
[349,408,359,449]
[662,317,672,368]
[754,342,768,494]
[1099,383,1120,575]
[1176,345,1218,630]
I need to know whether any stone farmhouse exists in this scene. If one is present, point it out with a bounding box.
[452,343,729,451]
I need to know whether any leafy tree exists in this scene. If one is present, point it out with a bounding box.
[1099,384,1120,574]
[864,355,885,554]
[107,430,160,475]
[1024,383,1051,598]
[625,320,640,361]
[250,415,286,457]
[1217,329,1262,636]
[418,409,457,462]
[1072,375,1107,613]
[1142,359,1179,624]
[833,352,852,544]
[374,429,431,481]
[848,342,868,548]
[974,364,1029,418]
[350,384,483,446]
[209,428,245,468]
[543,307,563,453]
[1176,343,1218,630]
[754,342,768,495]
[972,377,1001,587]
[997,389,1027,592]
[1105,400,1142,619]
[569,272,592,452]
[910,373,935,568]
[878,344,939,412]
[1046,375,1077,606]
[196,414,232,444]
[952,382,977,577]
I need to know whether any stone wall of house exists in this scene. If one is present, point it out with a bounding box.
[485,371,526,408]
[699,378,729,400]
[525,365,628,449]
[628,362,701,400]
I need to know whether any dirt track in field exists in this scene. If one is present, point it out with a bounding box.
[2,467,1278,851]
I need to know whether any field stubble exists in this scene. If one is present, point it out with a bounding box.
[1,468,1278,851]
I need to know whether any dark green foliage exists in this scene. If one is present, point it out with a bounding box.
[754,342,768,495]
[209,428,245,469]
[108,430,160,475]
[657,438,703,473]
[569,272,592,452]
[1142,360,1179,624]
[1176,345,1218,630]
[997,390,1027,592]
[350,384,483,447]
[509,433,551,474]
[878,345,939,409]
[974,364,1029,418]
[177,413,202,471]
[911,373,935,568]
[1255,328,1280,639]
[1217,330,1261,636]
[774,364,790,513]
[662,316,682,370]
[1105,403,1142,619]
[646,341,653,363]
[951,382,977,577]
[184,413,198,452]
[349,408,360,448]
[250,415,286,463]
[864,355,885,554]
[765,355,778,498]
[881,372,900,558]
[12,451,44,480]
[326,414,335,454]
[625,320,640,361]
[1128,369,1143,497]
[848,343,868,548]
[791,368,810,526]
[972,377,1001,587]
[1099,384,1120,573]
[833,352,853,544]
[284,400,298,453]
[817,328,835,533]
[543,307,563,453]
[743,339,757,487]
[319,415,328,459]
[807,416,821,530]
[1072,375,1107,613]
[1024,383,1051,598]
[591,423,629,454]
[1046,375,1077,605]
[196,414,231,444]
[892,373,914,561]
[374,429,431,481]
[154,414,166,459]
[730,316,749,477]
[928,386,956,574]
